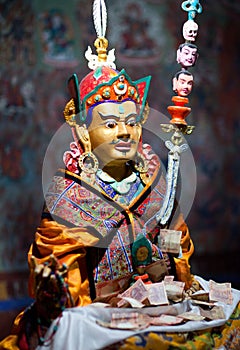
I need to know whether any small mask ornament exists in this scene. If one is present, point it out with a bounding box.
[176,43,198,68]
[172,70,194,97]
[182,20,198,42]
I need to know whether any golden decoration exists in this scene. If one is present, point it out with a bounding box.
[63,99,77,126]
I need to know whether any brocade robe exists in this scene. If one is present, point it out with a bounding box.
[28,152,194,306]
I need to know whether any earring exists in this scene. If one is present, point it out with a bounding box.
[78,152,99,183]
[134,152,151,185]
[134,152,148,173]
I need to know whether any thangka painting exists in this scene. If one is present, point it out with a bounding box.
[33,0,79,68]
[108,0,166,63]
[0,0,36,66]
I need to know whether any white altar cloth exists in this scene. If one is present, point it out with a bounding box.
[37,276,240,350]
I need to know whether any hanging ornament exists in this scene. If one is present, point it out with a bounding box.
[157,0,203,226]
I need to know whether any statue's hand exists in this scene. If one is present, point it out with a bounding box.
[30,255,72,322]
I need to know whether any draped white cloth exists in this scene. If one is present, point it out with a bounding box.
[37,276,240,350]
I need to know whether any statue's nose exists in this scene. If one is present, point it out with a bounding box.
[117,122,130,139]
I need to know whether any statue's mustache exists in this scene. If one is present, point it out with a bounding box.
[110,139,137,145]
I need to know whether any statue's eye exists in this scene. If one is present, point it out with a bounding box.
[126,119,137,127]
[105,120,117,128]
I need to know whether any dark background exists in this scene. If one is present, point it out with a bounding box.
[0,0,239,339]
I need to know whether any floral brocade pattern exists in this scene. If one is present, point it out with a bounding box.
[43,165,166,283]
[44,174,123,239]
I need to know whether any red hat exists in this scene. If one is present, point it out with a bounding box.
[67,65,151,125]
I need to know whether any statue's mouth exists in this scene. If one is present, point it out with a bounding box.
[114,141,132,152]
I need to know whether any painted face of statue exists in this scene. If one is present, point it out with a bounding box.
[88,100,142,167]
[182,20,198,42]
[173,72,194,97]
[177,44,198,68]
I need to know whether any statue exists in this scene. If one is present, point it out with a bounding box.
[0,2,195,348]
[1,1,238,350]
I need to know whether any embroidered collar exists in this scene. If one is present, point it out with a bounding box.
[96,169,138,194]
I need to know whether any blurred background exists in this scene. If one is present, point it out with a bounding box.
[0,0,239,340]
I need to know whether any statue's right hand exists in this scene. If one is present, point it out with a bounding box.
[30,255,72,321]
